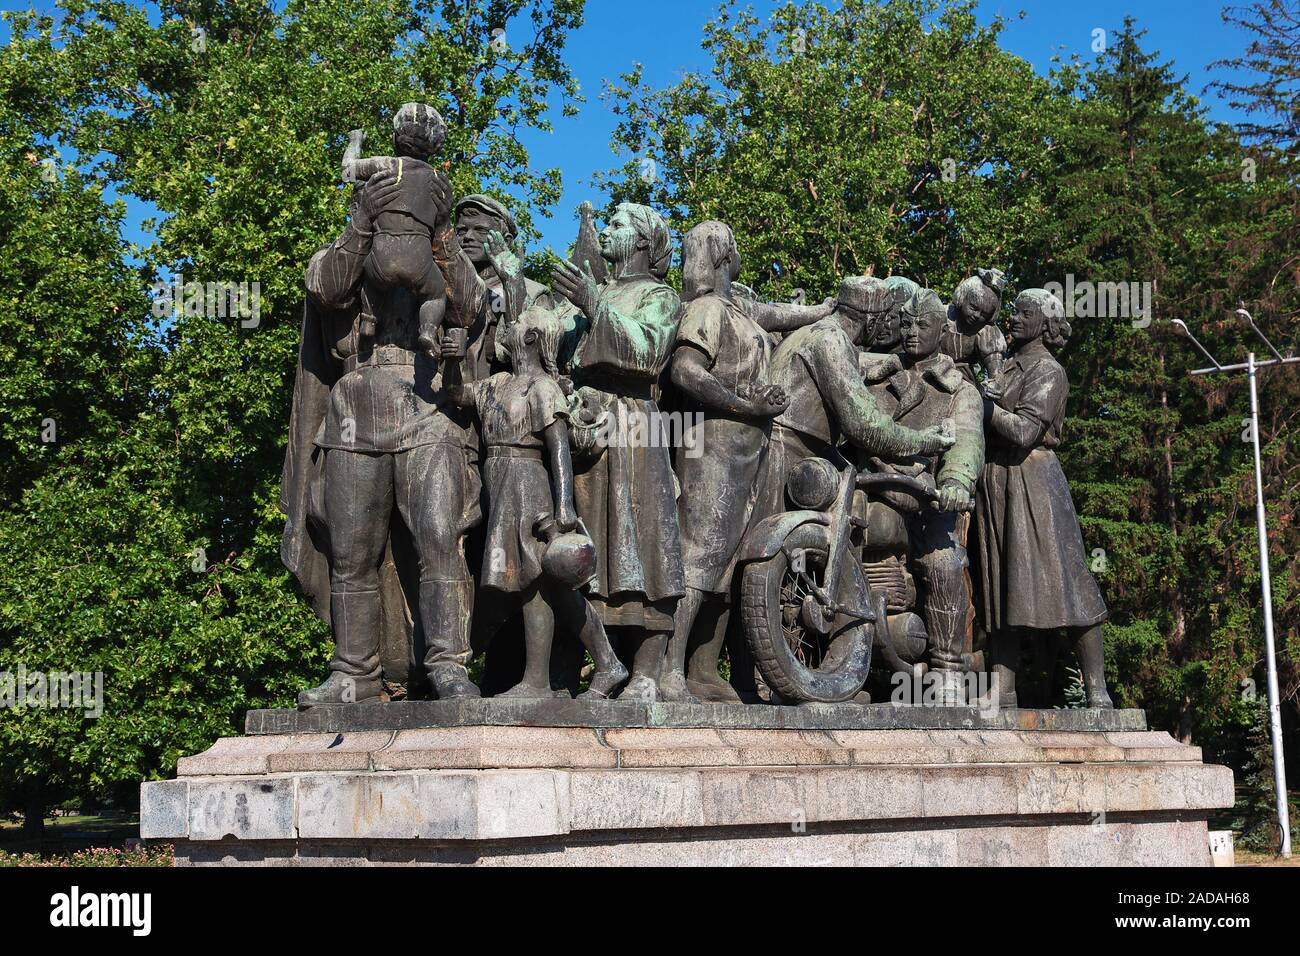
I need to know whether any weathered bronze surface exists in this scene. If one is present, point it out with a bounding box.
[975,289,1112,708]
[283,141,1113,712]
[864,287,984,704]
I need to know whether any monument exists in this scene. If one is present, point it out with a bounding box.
[140,117,1233,866]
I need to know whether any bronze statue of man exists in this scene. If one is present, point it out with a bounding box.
[867,288,984,702]
[444,194,581,378]
[285,137,485,706]
[551,203,684,702]
[752,276,955,532]
[875,275,919,353]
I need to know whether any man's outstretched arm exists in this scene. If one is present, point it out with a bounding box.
[812,333,952,461]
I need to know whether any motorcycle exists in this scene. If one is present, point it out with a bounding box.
[734,451,940,703]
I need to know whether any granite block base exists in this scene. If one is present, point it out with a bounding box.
[142,710,1233,867]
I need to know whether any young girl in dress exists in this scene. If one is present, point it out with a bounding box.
[442,316,628,699]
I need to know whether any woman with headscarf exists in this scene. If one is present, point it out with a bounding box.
[551,202,685,701]
[943,268,1008,382]
[974,288,1112,708]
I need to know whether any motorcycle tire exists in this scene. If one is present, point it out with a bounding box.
[740,522,874,703]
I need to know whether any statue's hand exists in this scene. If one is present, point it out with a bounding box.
[860,352,902,383]
[355,168,400,231]
[935,482,974,513]
[555,505,579,533]
[430,167,453,221]
[484,229,522,281]
[745,384,789,419]
[552,259,599,318]
[980,375,1004,402]
[916,422,956,456]
[440,328,467,360]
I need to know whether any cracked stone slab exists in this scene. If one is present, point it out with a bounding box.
[375,726,615,770]
[267,732,397,773]
[170,724,1218,776]
[177,735,296,776]
[186,777,296,841]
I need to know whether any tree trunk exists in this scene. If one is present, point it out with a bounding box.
[22,786,45,845]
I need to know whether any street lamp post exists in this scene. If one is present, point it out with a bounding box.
[1172,311,1295,859]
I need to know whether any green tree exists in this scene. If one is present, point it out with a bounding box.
[0,0,587,836]
[597,0,1059,301]
[1031,19,1250,741]
[0,48,162,835]
[1042,14,1297,763]
[1209,0,1299,155]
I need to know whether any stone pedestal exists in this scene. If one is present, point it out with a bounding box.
[140,702,1233,866]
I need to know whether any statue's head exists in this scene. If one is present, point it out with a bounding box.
[1010,288,1069,348]
[506,312,563,377]
[835,276,891,343]
[951,267,1007,330]
[391,102,446,160]
[600,202,671,276]
[455,194,518,267]
[681,220,740,302]
[900,288,947,359]
[877,275,919,350]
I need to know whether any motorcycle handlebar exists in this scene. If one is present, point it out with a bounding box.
[855,471,939,499]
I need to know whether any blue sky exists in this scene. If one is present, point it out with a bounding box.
[1,0,1261,258]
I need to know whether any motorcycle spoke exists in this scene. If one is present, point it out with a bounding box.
[779,550,829,669]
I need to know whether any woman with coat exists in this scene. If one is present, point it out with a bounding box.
[975,288,1112,708]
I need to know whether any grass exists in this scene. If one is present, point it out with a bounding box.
[0,813,149,863]
[1235,849,1299,867]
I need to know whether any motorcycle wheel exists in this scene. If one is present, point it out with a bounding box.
[740,522,873,703]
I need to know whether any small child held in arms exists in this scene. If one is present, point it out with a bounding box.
[943,267,1009,382]
[344,101,449,353]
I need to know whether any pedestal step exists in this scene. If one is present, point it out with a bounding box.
[141,720,1233,867]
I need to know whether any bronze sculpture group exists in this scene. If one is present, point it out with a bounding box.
[282,104,1113,711]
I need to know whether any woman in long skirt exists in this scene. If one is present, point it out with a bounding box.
[661,221,835,701]
[974,289,1112,708]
